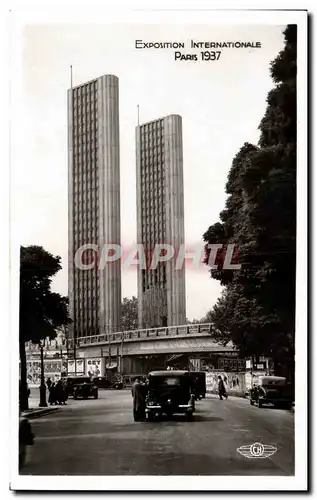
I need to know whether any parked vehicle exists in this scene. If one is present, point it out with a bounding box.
[73,381,98,400]
[145,370,195,421]
[61,376,93,397]
[112,380,124,390]
[92,376,112,389]
[249,376,293,409]
[189,371,206,399]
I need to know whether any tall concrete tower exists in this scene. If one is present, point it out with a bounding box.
[68,74,121,341]
[136,114,186,329]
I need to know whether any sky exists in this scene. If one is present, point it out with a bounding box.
[18,23,285,320]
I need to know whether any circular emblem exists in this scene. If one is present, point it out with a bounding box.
[250,443,264,457]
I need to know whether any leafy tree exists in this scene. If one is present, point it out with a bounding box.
[203,26,296,379]
[19,246,71,410]
[186,318,201,325]
[121,296,138,331]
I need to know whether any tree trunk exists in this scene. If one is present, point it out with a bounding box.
[19,338,29,411]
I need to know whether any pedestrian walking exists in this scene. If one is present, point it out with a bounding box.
[218,376,228,400]
[62,379,69,403]
[46,377,52,389]
[131,377,147,421]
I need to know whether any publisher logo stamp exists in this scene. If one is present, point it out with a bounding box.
[237,443,277,459]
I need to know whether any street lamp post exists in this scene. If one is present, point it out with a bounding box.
[39,340,47,408]
[74,333,77,376]
[120,332,124,376]
[108,325,112,368]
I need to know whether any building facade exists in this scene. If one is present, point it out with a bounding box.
[136,115,186,329]
[68,74,121,341]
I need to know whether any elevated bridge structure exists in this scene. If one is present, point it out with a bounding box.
[68,323,236,358]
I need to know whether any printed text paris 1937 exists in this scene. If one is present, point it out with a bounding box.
[135,39,262,61]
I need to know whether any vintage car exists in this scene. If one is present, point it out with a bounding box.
[73,380,98,400]
[92,376,112,389]
[145,370,195,421]
[249,376,293,409]
[62,376,94,398]
[189,371,206,400]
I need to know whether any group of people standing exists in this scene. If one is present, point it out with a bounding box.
[46,378,68,405]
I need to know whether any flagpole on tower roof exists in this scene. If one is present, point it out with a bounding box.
[70,64,76,373]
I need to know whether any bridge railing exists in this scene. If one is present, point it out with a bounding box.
[72,323,214,347]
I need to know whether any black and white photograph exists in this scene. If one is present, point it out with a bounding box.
[9,4,307,492]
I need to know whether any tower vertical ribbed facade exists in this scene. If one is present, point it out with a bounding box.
[164,115,186,327]
[136,114,186,329]
[68,74,121,341]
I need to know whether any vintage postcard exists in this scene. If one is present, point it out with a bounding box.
[9,4,307,492]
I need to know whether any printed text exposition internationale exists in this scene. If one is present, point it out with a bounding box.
[135,40,262,49]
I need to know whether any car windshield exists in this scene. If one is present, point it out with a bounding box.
[150,376,182,387]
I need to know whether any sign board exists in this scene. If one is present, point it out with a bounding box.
[86,358,105,377]
[205,373,214,390]
[245,372,253,390]
[205,371,245,394]
[256,363,264,370]
[67,359,85,375]
[246,360,251,369]
[67,360,75,374]
[218,358,246,372]
[26,359,64,387]
[76,359,85,374]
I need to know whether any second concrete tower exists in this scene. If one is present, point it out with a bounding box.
[136,114,186,329]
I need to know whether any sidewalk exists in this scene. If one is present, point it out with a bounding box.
[22,389,60,419]
[22,406,60,419]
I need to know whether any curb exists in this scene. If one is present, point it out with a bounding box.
[21,407,60,419]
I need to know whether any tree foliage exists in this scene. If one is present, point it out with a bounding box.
[20,246,70,342]
[19,246,71,410]
[202,26,296,376]
[121,296,138,331]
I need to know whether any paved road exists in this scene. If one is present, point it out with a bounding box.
[22,390,294,476]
